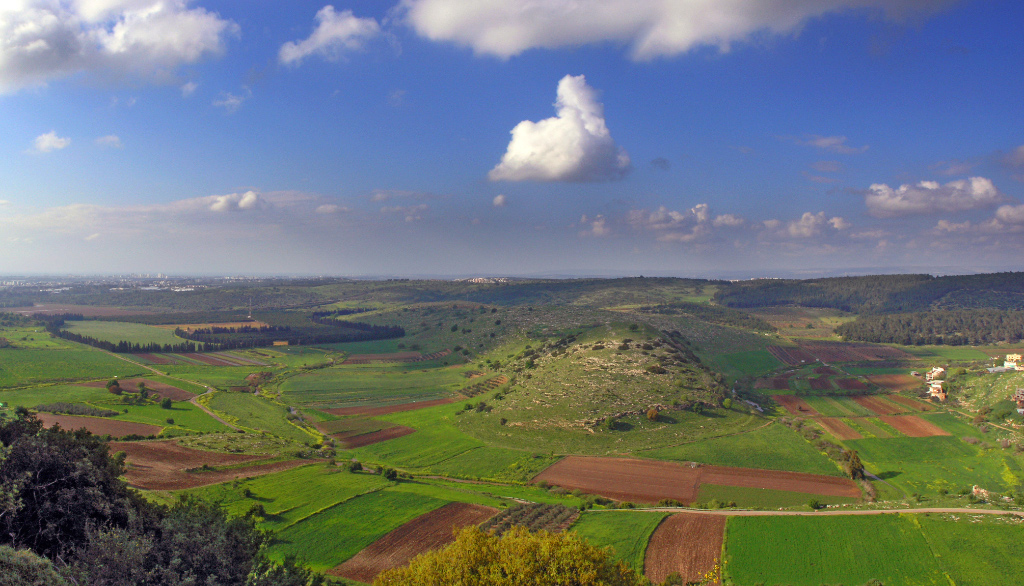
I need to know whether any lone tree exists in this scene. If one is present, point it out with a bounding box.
[374,526,646,586]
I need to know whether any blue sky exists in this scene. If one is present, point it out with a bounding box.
[1,0,1022,277]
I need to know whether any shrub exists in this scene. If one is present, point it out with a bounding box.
[646,408,659,422]
[165,418,174,425]
[160,398,173,409]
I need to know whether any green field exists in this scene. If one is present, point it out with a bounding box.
[0,347,143,387]
[801,395,874,417]
[716,349,782,377]
[723,514,948,586]
[570,511,667,573]
[643,422,841,476]
[206,391,316,442]
[903,346,991,361]
[278,364,469,409]
[0,384,114,407]
[918,514,1024,586]
[694,484,859,508]
[62,320,187,346]
[114,401,227,434]
[266,489,445,570]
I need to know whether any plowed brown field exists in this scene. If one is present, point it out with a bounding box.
[82,377,195,401]
[331,502,498,583]
[323,398,454,417]
[645,514,725,585]
[108,440,310,490]
[887,395,934,411]
[531,457,860,504]
[38,413,161,438]
[767,346,816,366]
[809,376,834,391]
[772,395,820,416]
[817,417,862,440]
[182,353,237,366]
[879,416,950,437]
[836,378,870,391]
[866,374,922,392]
[338,425,416,448]
[852,395,907,416]
[799,342,915,362]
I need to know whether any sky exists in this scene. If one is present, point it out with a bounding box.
[1,0,1023,278]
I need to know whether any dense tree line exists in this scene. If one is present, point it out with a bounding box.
[175,320,404,349]
[638,301,775,332]
[38,315,210,353]
[836,309,1024,345]
[309,308,372,319]
[715,272,1024,314]
[0,409,323,585]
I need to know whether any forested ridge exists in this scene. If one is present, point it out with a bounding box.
[715,272,1024,314]
[836,309,1024,345]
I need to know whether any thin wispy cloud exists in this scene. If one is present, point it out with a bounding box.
[279,6,380,65]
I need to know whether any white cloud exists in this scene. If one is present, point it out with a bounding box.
[212,89,248,112]
[381,203,427,222]
[209,190,260,212]
[30,131,71,153]
[279,6,380,66]
[627,203,735,243]
[995,204,1024,225]
[84,232,100,241]
[935,219,971,233]
[865,177,1005,218]
[181,80,198,96]
[761,212,849,239]
[1004,146,1024,181]
[579,214,610,237]
[95,134,122,148]
[829,216,851,230]
[399,0,948,60]
[489,74,630,182]
[492,194,506,207]
[0,200,10,206]
[712,214,745,228]
[316,204,350,214]
[0,0,237,94]
[787,134,868,154]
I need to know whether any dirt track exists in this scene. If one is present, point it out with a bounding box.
[38,413,161,438]
[331,502,498,582]
[645,514,725,585]
[879,415,950,437]
[109,439,311,490]
[532,457,861,504]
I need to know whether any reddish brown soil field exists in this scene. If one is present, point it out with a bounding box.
[331,502,498,583]
[212,352,266,366]
[879,416,951,437]
[852,395,907,416]
[323,398,455,417]
[181,353,236,366]
[338,425,416,448]
[38,414,161,438]
[817,417,862,440]
[799,342,915,362]
[772,395,820,417]
[135,353,175,365]
[887,395,934,411]
[6,304,150,317]
[866,374,923,392]
[81,378,195,401]
[836,378,870,391]
[814,366,839,375]
[645,514,725,585]
[809,376,834,391]
[108,440,310,490]
[342,350,451,365]
[531,457,860,504]
[767,346,816,366]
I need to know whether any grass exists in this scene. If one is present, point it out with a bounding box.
[716,350,781,377]
[694,484,859,508]
[570,511,667,573]
[207,391,315,442]
[266,489,445,571]
[0,347,143,388]
[278,364,469,409]
[112,401,228,434]
[723,514,948,586]
[160,364,260,389]
[62,320,186,346]
[902,346,991,361]
[642,422,842,476]
[186,464,391,531]
[801,395,874,417]
[0,384,114,407]
[918,514,1024,586]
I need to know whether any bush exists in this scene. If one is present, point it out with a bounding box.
[160,398,173,409]
[646,408,659,422]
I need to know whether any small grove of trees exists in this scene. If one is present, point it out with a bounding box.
[374,525,647,586]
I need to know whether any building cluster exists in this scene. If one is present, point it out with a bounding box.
[925,366,946,401]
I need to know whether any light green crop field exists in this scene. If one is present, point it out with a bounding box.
[693,484,858,508]
[266,489,445,571]
[571,511,667,573]
[417,478,586,507]
[206,391,315,442]
[723,514,948,586]
[0,327,72,349]
[800,395,874,417]
[313,338,407,354]
[903,346,991,361]
[715,350,782,378]
[0,384,113,407]
[160,364,262,388]
[278,364,469,409]
[112,401,227,434]
[187,464,391,531]
[642,422,841,476]
[62,320,186,346]
[918,514,1024,586]
[957,370,1024,411]
[0,347,143,388]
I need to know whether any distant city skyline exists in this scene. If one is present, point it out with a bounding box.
[2,0,1022,277]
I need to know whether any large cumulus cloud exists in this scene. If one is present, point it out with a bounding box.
[865,177,1005,218]
[489,74,630,183]
[0,0,236,93]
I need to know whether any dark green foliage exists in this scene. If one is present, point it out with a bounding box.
[160,398,173,409]
[34,402,120,417]
[0,545,68,586]
[639,301,776,331]
[836,309,1024,345]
